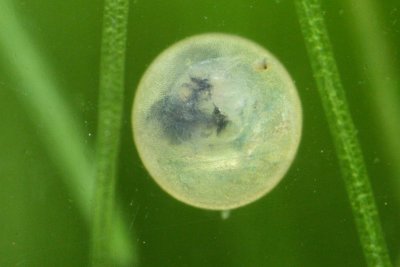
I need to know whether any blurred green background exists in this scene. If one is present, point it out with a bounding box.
[1,0,399,266]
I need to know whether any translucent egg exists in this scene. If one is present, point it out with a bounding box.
[132,33,302,210]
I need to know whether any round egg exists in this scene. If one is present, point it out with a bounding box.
[132,33,302,210]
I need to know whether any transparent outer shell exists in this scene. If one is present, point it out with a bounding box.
[132,33,302,210]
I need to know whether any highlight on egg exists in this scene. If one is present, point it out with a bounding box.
[132,33,302,210]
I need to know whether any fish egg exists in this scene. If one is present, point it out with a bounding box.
[132,33,302,210]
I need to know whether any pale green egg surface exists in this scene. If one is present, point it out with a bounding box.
[133,33,302,210]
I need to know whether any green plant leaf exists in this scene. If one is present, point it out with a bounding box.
[0,1,137,266]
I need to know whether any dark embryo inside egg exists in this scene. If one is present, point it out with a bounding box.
[150,76,230,144]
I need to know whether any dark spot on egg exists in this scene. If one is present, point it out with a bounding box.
[254,57,268,71]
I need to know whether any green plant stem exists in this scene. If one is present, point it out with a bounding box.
[91,0,131,266]
[0,1,136,266]
[346,0,400,206]
[295,0,392,266]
